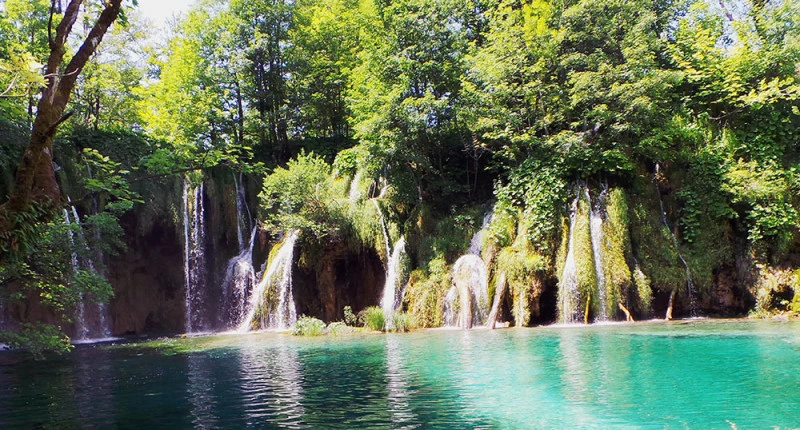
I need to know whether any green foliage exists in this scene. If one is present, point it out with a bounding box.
[602,188,634,318]
[343,305,358,326]
[0,323,73,360]
[292,315,326,336]
[388,311,413,333]
[404,257,451,328]
[259,152,347,239]
[361,306,385,331]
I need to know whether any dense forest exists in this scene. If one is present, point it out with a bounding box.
[1,0,799,355]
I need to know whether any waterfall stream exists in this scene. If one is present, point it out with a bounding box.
[183,179,209,333]
[238,230,299,331]
[588,187,608,322]
[64,201,112,340]
[381,237,407,328]
[558,194,581,324]
[222,174,259,328]
[444,209,493,328]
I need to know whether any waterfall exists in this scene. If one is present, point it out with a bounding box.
[372,199,392,266]
[444,209,493,328]
[449,255,490,328]
[469,209,493,256]
[183,179,208,333]
[442,286,458,326]
[587,187,609,322]
[655,164,699,317]
[64,201,112,340]
[238,230,299,332]
[222,174,259,328]
[233,173,252,250]
[381,237,407,327]
[223,228,258,328]
[558,194,581,324]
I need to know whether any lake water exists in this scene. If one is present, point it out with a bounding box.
[1,319,799,428]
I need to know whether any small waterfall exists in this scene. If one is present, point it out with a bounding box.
[443,209,493,328]
[223,228,258,328]
[558,194,581,323]
[233,173,253,250]
[64,202,112,340]
[183,179,208,333]
[381,237,407,327]
[372,199,392,266]
[469,209,493,256]
[238,230,299,331]
[449,255,490,328]
[587,187,608,322]
[654,164,699,317]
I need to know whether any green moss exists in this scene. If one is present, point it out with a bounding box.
[602,188,634,318]
[628,176,686,294]
[403,257,451,328]
[494,217,547,326]
[574,196,597,310]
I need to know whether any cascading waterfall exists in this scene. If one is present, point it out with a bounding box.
[238,230,300,331]
[222,174,259,328]
[558,194,581,324]
[183,179,209,333]
[449,255,490,328]
[64,202,112,340]
[223,228,258,328]
[587,187,609,322]
[654,164,699,317]
[444,209,493,328]
[380,237,407,327]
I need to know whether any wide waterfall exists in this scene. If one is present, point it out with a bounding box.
[64,202,112,341]
[238,230,300,331]
[558,194,581,324]
[655,164,699,317]
[183,179,209,333]
[380,237,407,327]
[222,174,259,328]
[444,209,492,328]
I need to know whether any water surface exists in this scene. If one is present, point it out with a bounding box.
[1,319,799,428]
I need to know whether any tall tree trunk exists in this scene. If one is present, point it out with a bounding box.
[0,0,123,254]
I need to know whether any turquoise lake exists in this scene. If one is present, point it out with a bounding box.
[1,319,799,428]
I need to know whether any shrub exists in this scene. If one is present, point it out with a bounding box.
[292,315,326,336]
[361,306,385,331]
[343,305,358,326]
[389,311,413,333]
[327,321,358,336]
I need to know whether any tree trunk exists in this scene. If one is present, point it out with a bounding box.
[0,0,122,253]
[665,288,677,321]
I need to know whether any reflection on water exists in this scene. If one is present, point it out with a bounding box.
[1,320,800,428]
[187,354,218,428]
[385,335,416,428]
[237,342,305,427]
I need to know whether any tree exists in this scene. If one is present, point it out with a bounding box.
[0,0,126,257]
